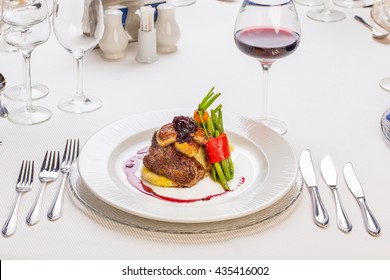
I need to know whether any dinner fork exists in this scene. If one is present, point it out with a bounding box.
[47,139,79,221]
[26,151,60,226]
[2,160,34,237]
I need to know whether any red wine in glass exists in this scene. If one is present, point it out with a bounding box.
[233,0,301,135]
[235,26,300,63]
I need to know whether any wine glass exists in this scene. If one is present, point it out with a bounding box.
[52,0,104,113]
[2,1,51,125]
[1,0,49,100]
[234,0,301,135]
[307,1,345,22]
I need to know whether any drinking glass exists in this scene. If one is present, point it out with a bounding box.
[234,0,301,135]
[1,0,49,100]
[2,0,51,125]
[52,0,104,113]
[307,1,345,22]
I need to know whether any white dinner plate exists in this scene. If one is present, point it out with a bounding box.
[78,109,298,223]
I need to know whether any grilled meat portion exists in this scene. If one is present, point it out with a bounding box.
[143,132,206,187]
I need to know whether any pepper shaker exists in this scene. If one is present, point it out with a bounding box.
[99,9,128,59]
[155,3,180,53]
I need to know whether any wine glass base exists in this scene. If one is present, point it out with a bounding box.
[8,106,51,125]
[257,118,288,135]
[294,0,326,7]
[380,77,390,91]
[58,95,102,113]
[333,0,365,8]
[3,83,49,101]
[307,9,346,22]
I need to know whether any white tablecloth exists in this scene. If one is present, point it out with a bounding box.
[0,0,389,260]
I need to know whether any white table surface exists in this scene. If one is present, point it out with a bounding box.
[1,0,389,260]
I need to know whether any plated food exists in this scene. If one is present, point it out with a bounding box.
[141,88,235,191]
[78,108,298,222]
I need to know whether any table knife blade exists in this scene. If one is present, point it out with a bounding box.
[299,149,329,227]
[343,162,381,236]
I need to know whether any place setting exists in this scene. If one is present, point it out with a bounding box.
[65,0,304,235]
[1,1,389,267]
[0,0,382,238]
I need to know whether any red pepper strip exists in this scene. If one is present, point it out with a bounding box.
[205,133,230,164]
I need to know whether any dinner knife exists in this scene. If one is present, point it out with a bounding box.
[299,149,329,227]
[343,162,381,236]
[320,155,352,233]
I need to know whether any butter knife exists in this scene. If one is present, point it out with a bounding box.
[343,162,381,236]
[320,155,352,233]
[299,150,329,227]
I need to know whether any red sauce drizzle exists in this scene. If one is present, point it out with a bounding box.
[123,147,243,203]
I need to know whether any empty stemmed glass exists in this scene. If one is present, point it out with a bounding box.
[234,0,301,135]
[52,0,104,113]
[2,0,51,125]
[1,0,50,100]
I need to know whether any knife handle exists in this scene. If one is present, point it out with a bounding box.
[332,188,352,233]
[357,197,381,236]
[308,187,329,227]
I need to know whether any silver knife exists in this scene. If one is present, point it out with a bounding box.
[343,162,381,236]
[299,149,329,227]
[320,155,352,233]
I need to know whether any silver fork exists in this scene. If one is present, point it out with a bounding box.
[48,139,80,221]
[2,160,34,237]
[26,151,60,226]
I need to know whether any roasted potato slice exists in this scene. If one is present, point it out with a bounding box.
[141,166,178,187]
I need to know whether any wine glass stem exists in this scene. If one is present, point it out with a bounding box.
[22,52,33,111]
[22,55,27,93]
[76,57,84,98]
[261,63,271,120]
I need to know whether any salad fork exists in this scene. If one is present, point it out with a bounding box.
[2,160,34,237]
[47,139,79,221]
[26,151,60,226]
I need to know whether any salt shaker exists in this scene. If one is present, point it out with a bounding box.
[135,6,158,63]
[155,3,180,53]
[99,9,128,59]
